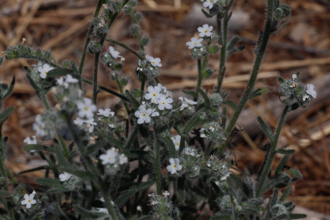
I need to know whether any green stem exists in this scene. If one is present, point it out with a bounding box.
[222,0,275,146]
[116,80,130,116]
[256,105,289,197]
[140,79,145,103]
[39,91,51,110]
[92,54,99,105]
[153,131,162,195]
[194,59,202,101]
[78,0,103,88]
[106,38,145,60]
[216,11,228,93]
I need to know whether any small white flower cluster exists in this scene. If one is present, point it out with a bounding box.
[109,46,122,59]
[147,56,162,68]
[99,147,128,169]
[74,98,97,133]
[56,74,79,88]
[148,191,173,217]
[202,0,224,9]
[200,122,224,143]
[186,24,213,49]
[36,62,54,79]
[205,155,231,180]
[166,158,182,174]
[134,84,173,124]
[97,108,116,128]
[179,97,197,111]
[171,135,181,151]
[23,136,37,153]
[59,172,72,182]
[304,84,317,101]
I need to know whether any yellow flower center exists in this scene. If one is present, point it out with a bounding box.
[28,199,31,203]
[152,94,156,97]
[173,164,177,168]
[84,107,89,111]
[142,113,146,117]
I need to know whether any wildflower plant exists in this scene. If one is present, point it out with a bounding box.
[0,0,310,219]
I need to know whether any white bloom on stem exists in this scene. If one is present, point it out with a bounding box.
[109,46,121,59]
[171,135,181,151]
[166,158,182,174]
[74,117,85,126]
[200,128,207,138]
[150,108,160,117]
[198,24,213,37]
[179,97,197,111]
[147,56,162,67]
[21,193,37,209]
[57,77,65,86]
[184,147,195,156]
[306,84,317,98]
[163,191,170,197]
[303,94,309,101]
[77,98,97,119]
[33,115,46,137]
[37,64,54,79]
[84,118,97,133]
[203,0,215,9]
[221,172,231,181]
[100,148,118,165]
[186,37,203,49]
[157,95,173,110]
[24,136,37,145]
[59,172,72,182]
[65,74,78,83]
[145,86,162,104]
[97,108,115,117]
[134,105,152,124]
[292,74,297,80]
[119,154,128,164]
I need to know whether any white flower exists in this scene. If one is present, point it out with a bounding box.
[147,56,162,67]
[134,105,152,124]
[137,206,142,212]
[33,115,46,137]
[157,95,173,110]
[65,74,78,83]
[292,74,297,80]
[184,147,195,156]
[74,117,85,126]
[77,98,97,119]
[303,94,309,101]
[109,46,121,59]
[85,118,97,133]
[59,172,72,182]
[220,172,231,181]
[97,208,108,213]
[200,128,207,138]
[119,154,128,164]
[306,84,317,98]
[145,86,162,104]
[171,135,181,151]
[97,108,115,117]
[151,201,158,205]
[163,191,170,197]
[166,158,182,174]
[57,77,65,86]
[100,148,118,165]
[24,136,37,145]
[37,64,54,79]
[150,108,160,117]
[186,37,203,49]
[179,97,197,111]
[203,0,215,9]
[21,193,37,209]
[198,24,213,37]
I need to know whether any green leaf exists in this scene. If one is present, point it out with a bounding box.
[270,189,279,207]
[125,90,140,109]
[35,178,67,191]
[209,45,220,54]
[287,168,303,180]
[275,155,290,176]
[227,36,241,51]
[201,68,215,79]
[0,57,3,66]
[257,116,274,142]
[47,68,74,78]
[105,135,124,148]
[54,202,70,220]
[0,107,14,124]
[183,109,206,134]
[196,88,210,107]
[60,167,94,181]
[122,150,150,160]
[279,187,291,202]
[159,136,177,158]
[0,190,10,198]
[229,174,249,197]
[224,100,236,111]
[115,180,154,207]
[288,214,307,219]
[189,185,208,202]
[277,149,295,155]
[211,181,224,197]
[18,165,51,175]
[74,204,107,218]
[54,145,68,166]
[226,45,245,58]
[182,89,196,97]
[2,76,15,101]
[26,73,41,92]
[124,125,139,150]
[23,144,55,153]
[249,87,270,100]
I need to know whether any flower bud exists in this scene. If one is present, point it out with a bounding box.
[209,93,223,107]
[88,41,101,54]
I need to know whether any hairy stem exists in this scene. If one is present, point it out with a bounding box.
[153,131,162,195]
[92,54,99,105]
[220,0,275,152]
[256,105,289,197]
[78,0,103,88]
[216,10,228,93]
[194,59,202,101]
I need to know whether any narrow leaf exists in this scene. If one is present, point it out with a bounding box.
[277,149,295,155]
[35,178,67,191]
[60,167,94,181]
[257,116,274,142]
[275,155,290,176]
[23,144,55,153]
[2,76,15,100]
[0,190,10,198]
[229,174,249,197]
[74,204,107,218]
[0,107,14,124]
[47,68,74,78]
[18,165,51,175]
[196,88,210,107]
[125,90,140,109]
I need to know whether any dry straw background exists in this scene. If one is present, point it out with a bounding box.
[0,0,330,218]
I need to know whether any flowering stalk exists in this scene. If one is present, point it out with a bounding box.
[256,105,289,197]
[220,0,276,151]
[78,0,103,89]
[153,131,162,195]
[194,59,202,101]
[106,38,145,60]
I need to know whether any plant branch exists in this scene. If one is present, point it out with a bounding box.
[194,59,202,101]
[106,38,145,60]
